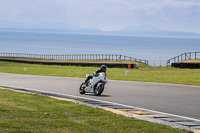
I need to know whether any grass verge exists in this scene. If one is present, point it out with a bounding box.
[0,88,191,133]
[180,59,200,63]
[0,61,200,86]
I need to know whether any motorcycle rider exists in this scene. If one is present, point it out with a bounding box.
[85,65,107,84]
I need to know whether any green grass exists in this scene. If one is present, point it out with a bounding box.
[180,58,200,63]
[0,89,191,133]
[0,61,200,86]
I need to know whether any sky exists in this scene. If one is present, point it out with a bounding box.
[0,0,200,33]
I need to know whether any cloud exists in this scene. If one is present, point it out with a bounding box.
[54,0,200,15]
[0,0,199,32]
[0,0,66,23]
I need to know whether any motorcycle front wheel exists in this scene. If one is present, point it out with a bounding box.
[79,83,86,94]
[94,84,104,96]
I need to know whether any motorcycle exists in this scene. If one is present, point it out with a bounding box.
[79,72,108,96]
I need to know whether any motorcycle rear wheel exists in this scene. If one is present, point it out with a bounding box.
[79,83,86,94]
[94,84,104,96]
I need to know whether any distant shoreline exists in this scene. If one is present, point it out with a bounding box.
[1,28,200,39]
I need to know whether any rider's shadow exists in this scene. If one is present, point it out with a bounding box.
[98,94,111,97]
[84,94,111,97]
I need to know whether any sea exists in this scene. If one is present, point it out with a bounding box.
[0,30,200,66]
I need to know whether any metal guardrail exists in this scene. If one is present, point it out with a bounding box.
[166,52,200,66]
[0,53,148,64]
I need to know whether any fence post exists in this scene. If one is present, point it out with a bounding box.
[185,53,187,60]
[181,54,183,61]
[195,52,197,59]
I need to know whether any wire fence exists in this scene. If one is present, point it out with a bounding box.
[166,52,200,66]
[0,53,149,64]
[2,52,199,67]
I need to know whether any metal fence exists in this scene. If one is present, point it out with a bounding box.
[166,52,200,66]
[0,53,148,64]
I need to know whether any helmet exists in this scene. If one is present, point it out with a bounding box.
[100,65,107,72]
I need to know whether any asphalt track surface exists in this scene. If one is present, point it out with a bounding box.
[0,73,200,120]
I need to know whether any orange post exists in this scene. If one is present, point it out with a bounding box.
[128,64,131,69]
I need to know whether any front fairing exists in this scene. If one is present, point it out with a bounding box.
[99,73,108,83]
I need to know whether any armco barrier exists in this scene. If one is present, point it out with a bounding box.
[0,58,138,69]
[172,63,200,69]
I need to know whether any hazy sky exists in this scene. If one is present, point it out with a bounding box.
[0,0,200,33]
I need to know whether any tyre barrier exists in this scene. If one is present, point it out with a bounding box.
[0,58,138,69]
[172,63,200,69]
